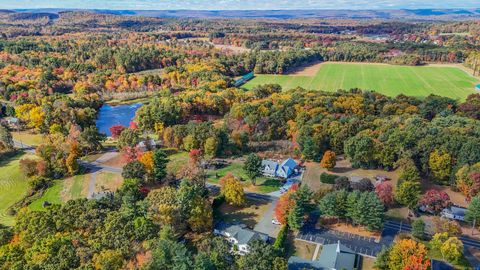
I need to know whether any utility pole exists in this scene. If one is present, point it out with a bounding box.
[472,217,476,236]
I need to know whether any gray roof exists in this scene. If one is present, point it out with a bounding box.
[444,206,467,216]
[216,223,269,245]
[288,242,357,270]
[262,160,278,171]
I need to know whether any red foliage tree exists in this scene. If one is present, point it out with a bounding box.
[109,125,126,139]
[189,148,203,164]
[375,182,394,206]
[122,146,143,163]
[129,121,138,130]
[418,189,451,214]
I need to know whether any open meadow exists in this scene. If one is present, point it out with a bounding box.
[243,62,479,100]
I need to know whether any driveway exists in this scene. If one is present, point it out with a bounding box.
[254,198,281,238]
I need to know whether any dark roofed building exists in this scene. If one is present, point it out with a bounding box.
[214,222,269,255]
[288,241,359,270]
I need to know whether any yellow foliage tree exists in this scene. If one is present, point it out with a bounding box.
[139,151,154,174]
[220,173,245,206]
[429,149,452,183]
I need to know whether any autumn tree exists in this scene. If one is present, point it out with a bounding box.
[395,181,421,210]
[244,153,262,186]
[430,232,463,263]
[455,163,480,199]
[93,249,124,270]
[139,151,154,175]
[66,141,80,175]
[204,137,218,159]
[219,173,245,206]
[320,150,336,171]
[388,239,430,270]
[418,189,451,214]
[109,125,125,139]
[274,187,296,225]
[429,149,452,183]
[432,216,462,236]
[375,182,395,207]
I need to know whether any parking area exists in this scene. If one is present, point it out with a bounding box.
[296,228,383,257]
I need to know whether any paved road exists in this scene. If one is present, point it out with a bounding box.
[254,198,280,237]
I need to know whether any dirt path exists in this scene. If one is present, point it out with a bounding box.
[87,172,97,199]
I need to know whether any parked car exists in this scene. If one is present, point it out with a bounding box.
[271,219,281,225]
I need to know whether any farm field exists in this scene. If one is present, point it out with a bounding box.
[243,62,479,100]
[0,153,31,226]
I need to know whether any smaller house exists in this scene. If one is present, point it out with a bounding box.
[441,206,467,221]
[262,160,279,177]
[262,158,298,179]
[214,223,269,255]
[288,241,359,270]
[476,84,480,91]
[3,117,20,129]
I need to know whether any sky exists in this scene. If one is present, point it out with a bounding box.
[1,0,479,10]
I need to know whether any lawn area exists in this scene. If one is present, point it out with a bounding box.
[206,159,282,194]
[0,152,31,226]
[29,180,63,211]
[166,151,190,174]
[243,62,479,100]
[290,239,318,260]
[215,198,271,228]
[11,131,44,146]
[94,172,123,193]
[61,174,90,201]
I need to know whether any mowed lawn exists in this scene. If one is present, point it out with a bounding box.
[0,152,31,226]
[243,63,479,100]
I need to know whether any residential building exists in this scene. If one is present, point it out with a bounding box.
[288,241,359,270]
[214,223,269,255]
[261,158,298,179]
[441,206,467,221]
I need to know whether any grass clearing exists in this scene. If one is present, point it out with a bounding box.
[0,152,31,226]
[94,172,123,193]
[215,198,271,228]
[243,62,479,100]
[206,159,282,194]
[11,131,44,146]
[28,180,63,211]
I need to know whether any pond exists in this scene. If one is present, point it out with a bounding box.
[96,103,143,136]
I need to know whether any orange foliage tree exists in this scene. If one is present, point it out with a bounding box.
[320,150,337,171]
[274,184,299,224]
[388,239,430,270]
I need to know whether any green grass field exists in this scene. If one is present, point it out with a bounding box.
[0,152,31,226]
[243,63,479,100]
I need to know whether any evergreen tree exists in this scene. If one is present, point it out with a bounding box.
[153,149,168,182]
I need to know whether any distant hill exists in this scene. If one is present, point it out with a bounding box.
[8,8,480,20]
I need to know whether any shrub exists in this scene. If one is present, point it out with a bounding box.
[273,225,289,252]
[28,176,52,191]
[320,173,338,184]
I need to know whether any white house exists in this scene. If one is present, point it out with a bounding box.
[214,223,269,255]
[261,158,298,179]
[441,206,467,221]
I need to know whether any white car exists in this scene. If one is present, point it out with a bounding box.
[271,219,281,225]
